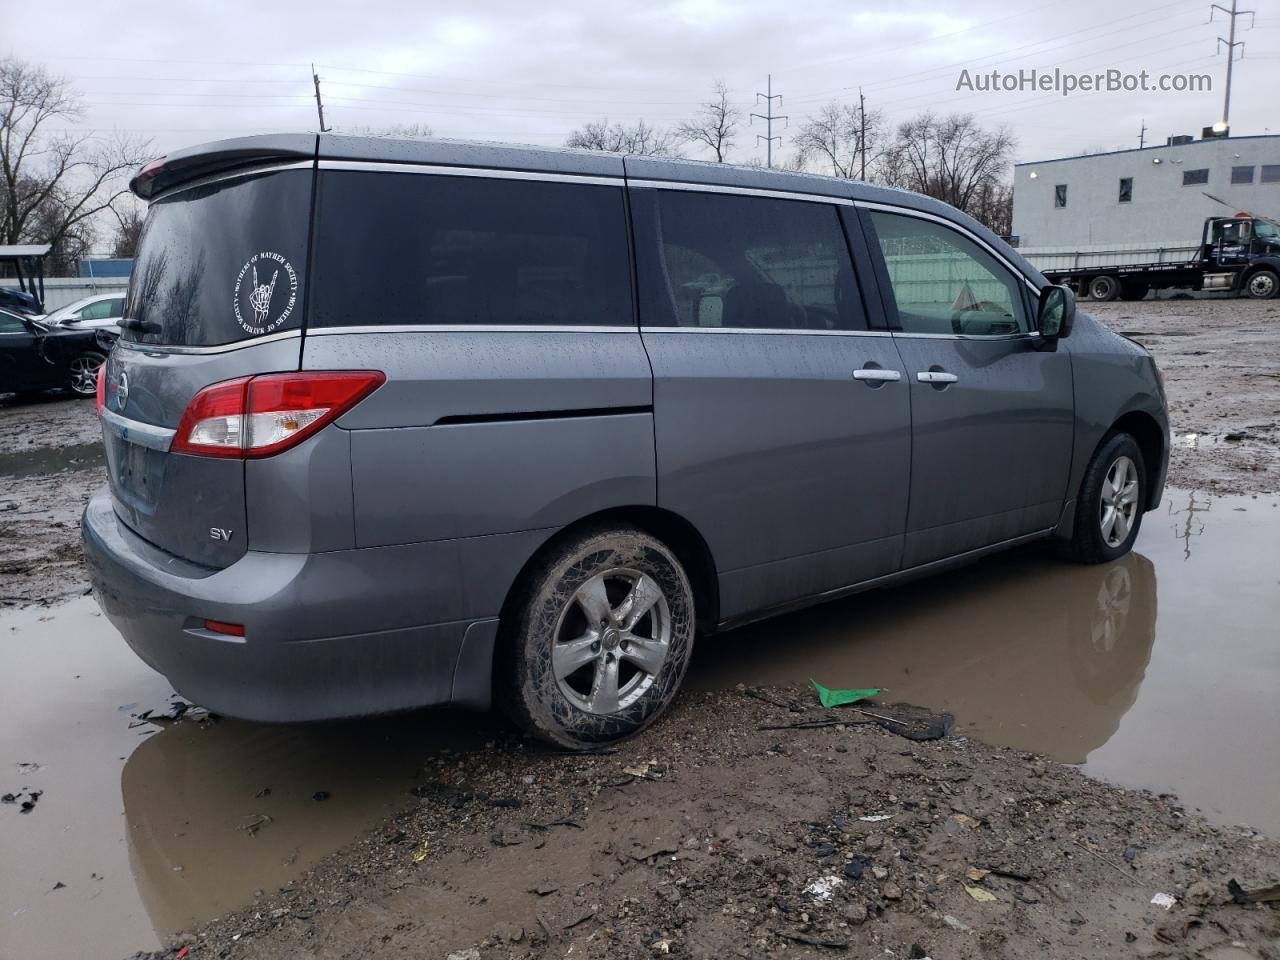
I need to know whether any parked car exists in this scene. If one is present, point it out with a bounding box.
[82,134,1169,748]
[0,307,112,398]
[44,292,126,331]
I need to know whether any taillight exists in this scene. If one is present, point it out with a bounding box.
[95,363,107,413]
[170,371,385,459]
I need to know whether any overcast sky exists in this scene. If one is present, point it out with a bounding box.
[7,0,1279,169]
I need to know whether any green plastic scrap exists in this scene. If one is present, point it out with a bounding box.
[809,679,880,709]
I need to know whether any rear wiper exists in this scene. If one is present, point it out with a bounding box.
[119,318,162,334]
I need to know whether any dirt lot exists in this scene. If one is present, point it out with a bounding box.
[1,297,1278,959]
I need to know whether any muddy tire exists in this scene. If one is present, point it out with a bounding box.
[1088,275,1120,302]
[66,351,106,398]
[497,526,695,749]
[1243,268,1278,300]
[1061,433,1146,564]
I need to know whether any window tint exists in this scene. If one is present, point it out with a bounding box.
[1054,184,1067,208]
[868,210,1028,337]
[1183,168,1209,186]
[1231,165,1255,185]
[1118,177,1133,203]
[310,172,632,328]
[632,189,864,331]
[1262,165,1280,184]
[126,170,311,347]
[0,310,26,334]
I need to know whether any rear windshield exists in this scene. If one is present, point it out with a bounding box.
[124,169,312,347]
[309,171,632,328]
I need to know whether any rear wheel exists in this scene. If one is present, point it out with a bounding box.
[1119,281,1149,301]
[498,526,695,749]
[1061,433,1146,564]
[1088,275,1120,301]
[1244,268,1278,300]
[66,351,105,398]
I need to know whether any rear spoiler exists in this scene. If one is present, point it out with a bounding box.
[130,134,318,200]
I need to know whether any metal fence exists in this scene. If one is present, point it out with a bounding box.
[1,277,129,313]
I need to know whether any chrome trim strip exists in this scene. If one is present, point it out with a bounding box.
[644,326,893,336]
[305,324,632,335]
[150,160,315,202]
[853,199,1042,297]
[892,331,1033,342]
[114,329,302,355]
[628,178,853,205]
[100,408,175,452]
[306,324,895,337]
[317,160,622,187]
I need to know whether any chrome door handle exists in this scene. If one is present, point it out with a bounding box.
[916,371,958,384]
[853,369,901,382]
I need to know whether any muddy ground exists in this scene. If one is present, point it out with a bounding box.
[123,687,1280,960]
[1,296,1278,959]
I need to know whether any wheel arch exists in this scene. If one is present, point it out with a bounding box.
[1108,410,1165,510]
[1240,261,1280,298]
[495,505,721,638]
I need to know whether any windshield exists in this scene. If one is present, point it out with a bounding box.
[124,169,312,347]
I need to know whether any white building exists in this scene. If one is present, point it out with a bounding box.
[1011,134,1280,267]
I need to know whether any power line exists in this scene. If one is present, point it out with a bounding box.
[751,74,787,168]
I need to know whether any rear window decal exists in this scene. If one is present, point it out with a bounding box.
[233,252,298,335]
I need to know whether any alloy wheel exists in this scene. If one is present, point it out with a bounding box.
[552,567,671,715]
[1099,455,1139,548]
[69,354,104,397]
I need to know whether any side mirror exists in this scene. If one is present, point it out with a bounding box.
[1036,284,1075,344]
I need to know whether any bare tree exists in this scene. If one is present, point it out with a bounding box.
[0,58,151,268]
[565,118,677,156]
[878,112,1015,229]
[794,100,887,180]
[336,122,435,138]
[676,81,741,163]
[111,200,146,258]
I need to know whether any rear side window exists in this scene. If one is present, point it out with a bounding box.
[632,189,864,330]
[125,170,311,347]
[310,172,632,328]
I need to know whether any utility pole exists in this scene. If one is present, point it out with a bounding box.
[858,89,868,181]
[311,63,330,133]
[1138,118,1146,149]
[751,74,787,168]
[1211,0,1254,130]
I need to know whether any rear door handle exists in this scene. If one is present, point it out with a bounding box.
[916,371,959,384]
[853,369,901,382]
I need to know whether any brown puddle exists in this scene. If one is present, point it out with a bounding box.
[1,488,1277,957]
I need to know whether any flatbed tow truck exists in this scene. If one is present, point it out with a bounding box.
[1042,214,1280,301]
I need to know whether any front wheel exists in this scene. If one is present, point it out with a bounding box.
[66,351,106,398]
[498,526,695,749]
[1244,268,1278,300]
[1061,433,1146,564]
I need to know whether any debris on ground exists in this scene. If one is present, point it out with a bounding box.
[114,684,1280,960]
[1228,878,1280,904]
[809,679,880,708]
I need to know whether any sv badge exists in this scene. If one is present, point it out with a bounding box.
[210,528,234,542]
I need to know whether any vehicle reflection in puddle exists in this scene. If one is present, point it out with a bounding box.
[689,489,1279,836]
[0,600,498,958]
[0,489,1276,958]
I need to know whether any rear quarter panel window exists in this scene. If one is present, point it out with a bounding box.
[310,171,633,328]
[124,170,312,347]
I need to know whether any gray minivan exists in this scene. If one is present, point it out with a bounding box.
[83,134,1168,748]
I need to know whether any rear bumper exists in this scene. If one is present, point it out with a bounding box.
[81,487,497,722]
